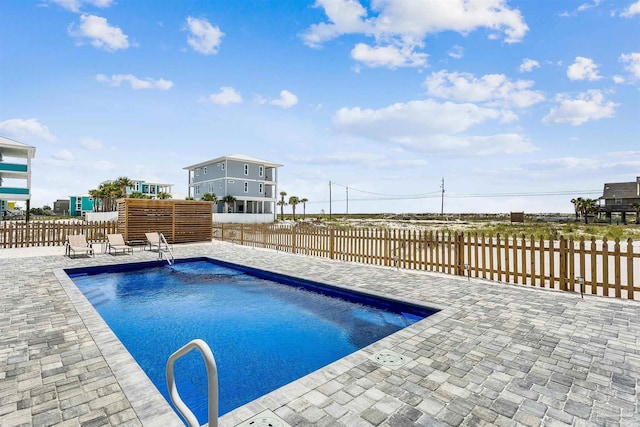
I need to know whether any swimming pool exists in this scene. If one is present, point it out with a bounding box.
[66,258,437,424]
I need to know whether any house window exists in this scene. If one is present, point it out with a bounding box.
[195,168,200,177]
[203,166,207,175]
[221,163,225,171]
[244,182,249,193]
[258,183,263,194]
[615,198,622,205]
[134,182,139,191]
[195,185,200,196]
[244,164,249,175]
[259,166,264,177]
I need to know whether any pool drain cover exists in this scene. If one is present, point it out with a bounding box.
[368,349,410,369]
[235,409,292,427]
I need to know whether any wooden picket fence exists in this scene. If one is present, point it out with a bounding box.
[214,223,640,300]
[0,221,117,248]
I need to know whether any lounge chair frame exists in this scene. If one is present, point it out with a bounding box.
[66,235,94,258]
[107,233,134,256]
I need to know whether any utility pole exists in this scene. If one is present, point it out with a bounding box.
[440,177,445,216]
[329,181,332,220]
[346,186,349,215]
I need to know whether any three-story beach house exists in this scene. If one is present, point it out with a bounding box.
[0,136,36,217]
[184,154,282,223]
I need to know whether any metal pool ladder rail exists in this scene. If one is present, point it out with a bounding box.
[158,233,175,265]
[166,339,218,427]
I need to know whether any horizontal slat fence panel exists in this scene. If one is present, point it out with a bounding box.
[212,223,640,301]
[117,199,213,244]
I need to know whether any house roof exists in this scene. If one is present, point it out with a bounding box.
[0,135,36,158]
[183,154,283,170]
[600,177,640,199]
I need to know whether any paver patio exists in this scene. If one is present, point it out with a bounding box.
[1,240,638,426]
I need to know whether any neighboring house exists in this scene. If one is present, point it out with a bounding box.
[53,199,70,216]
[0,135,36,216]
[69,195,95,217]
[100,179,173,198]
[183,154,282,222]
[599,176,640,223]
[69,179,173,217]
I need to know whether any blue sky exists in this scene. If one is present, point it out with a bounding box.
[1,0,639,214]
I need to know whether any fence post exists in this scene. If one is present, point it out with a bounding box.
[329,228,335,260]
[454,232,463,276]
[627,238,635,300]
[221,223,224,241]
[559,236,567,291]
[240,224,244,245]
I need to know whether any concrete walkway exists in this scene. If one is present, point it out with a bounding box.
[0,241,638,426]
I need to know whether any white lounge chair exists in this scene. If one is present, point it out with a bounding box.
[66,235,94,258]
[145,232,169,252]
[107,233,134,255]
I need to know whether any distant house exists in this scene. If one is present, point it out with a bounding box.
[100,179,173,199]
[69,195,95,217]
[69,179,174,217]
[599,176,640,223]
[0,136,36,216]
[53,199,70,216]
[183,154,282,223]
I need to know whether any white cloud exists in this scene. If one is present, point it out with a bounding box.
[95,74,173,90]
[271,90,298,108]
[423,70,544,108]
[53,149,74,161]
[567,57,602,81]
[48,0,113,13]
[542,90,617,126]
[620,52,640,80]
[301,0,528,68]
[560,0,603,16]
[519,58,540,73]
[68,14,129,51]
[351,43,427,68]
[186,17,224,55]
[79,137,103,150]
[209,87,243,105]
[0,118,57,142]
[331,99,536,155]
[612,75,625,84]
[621,1,640,17]
[448,45,464,59]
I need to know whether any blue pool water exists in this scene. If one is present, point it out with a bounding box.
[67,258,436,425]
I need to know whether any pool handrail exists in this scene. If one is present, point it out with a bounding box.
[166,339,218,427]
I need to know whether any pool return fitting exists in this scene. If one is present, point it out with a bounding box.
[166,339,218,427]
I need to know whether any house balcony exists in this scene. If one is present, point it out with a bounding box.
[0,162,29,179]
[0,186,31,201]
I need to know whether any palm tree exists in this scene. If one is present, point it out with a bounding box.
[222,195,236,213]
[570,197,583,221]
[88,188,103,212]
[157,192,172,199]
[300,198,308,219]
[113,176,135,199]
[288,196,300,221]
[278,191,287,221]
[129,191,151,199]
[577,198,598,224]
[201,193,217,202]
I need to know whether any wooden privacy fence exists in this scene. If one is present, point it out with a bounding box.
[117,199,213,244]
[214,223,640,300]
[0,221,117,248]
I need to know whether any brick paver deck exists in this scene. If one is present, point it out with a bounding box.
[1,241,638,426]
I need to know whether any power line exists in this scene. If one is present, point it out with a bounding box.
[309,189,601,205]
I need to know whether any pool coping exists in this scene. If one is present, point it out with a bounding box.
[54,257,457,427]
